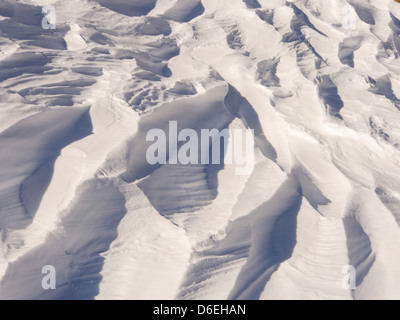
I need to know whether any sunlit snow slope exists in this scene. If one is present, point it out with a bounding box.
[1,0,400,300]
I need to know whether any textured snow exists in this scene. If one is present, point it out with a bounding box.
[1,0,400,300]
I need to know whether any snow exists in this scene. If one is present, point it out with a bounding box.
[1,0,400,300]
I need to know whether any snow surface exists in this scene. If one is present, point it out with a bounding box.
[1,0,400,300]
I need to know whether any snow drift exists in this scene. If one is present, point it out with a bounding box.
[0,0,400,300]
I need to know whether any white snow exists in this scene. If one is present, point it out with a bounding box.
[1,0,400,300]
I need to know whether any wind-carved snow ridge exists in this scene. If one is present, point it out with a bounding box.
[1,0,400,300]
